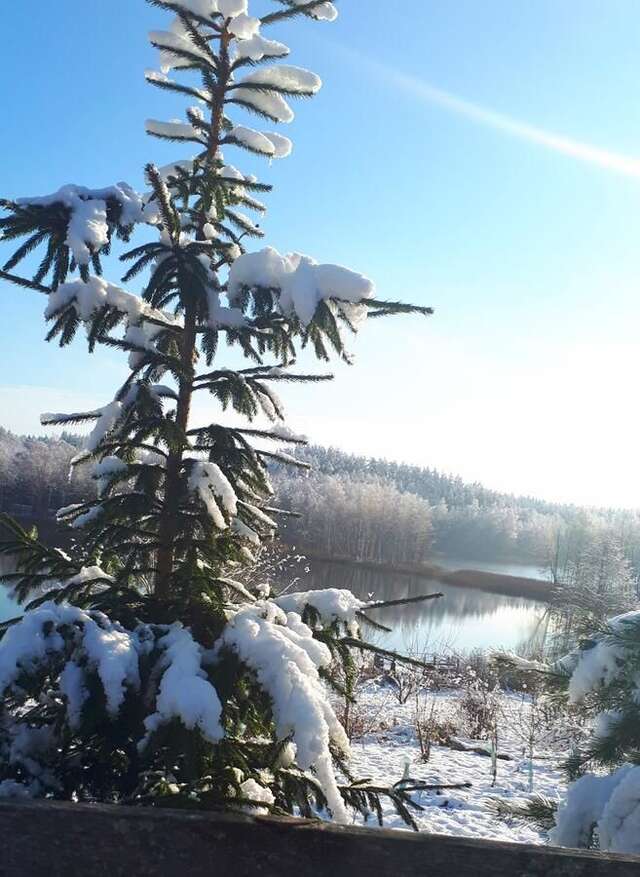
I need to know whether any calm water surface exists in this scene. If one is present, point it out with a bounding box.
[282,559,549,655]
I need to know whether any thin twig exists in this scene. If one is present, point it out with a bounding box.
[340,638,433,669]
[364,593,444,611]
[356,611,392,633]
[395,781,472,792]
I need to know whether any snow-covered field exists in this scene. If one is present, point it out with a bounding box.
[343,678,568,844]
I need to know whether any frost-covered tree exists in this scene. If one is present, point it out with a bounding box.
[274,471,434,565]
[548,529,637,654]
[0,1,433,822]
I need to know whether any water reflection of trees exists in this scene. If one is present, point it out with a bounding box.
[285,561,545,652]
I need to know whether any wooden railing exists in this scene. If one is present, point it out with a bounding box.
[1,800,638,876]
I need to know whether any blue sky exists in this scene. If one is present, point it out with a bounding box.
[2,1,640,507]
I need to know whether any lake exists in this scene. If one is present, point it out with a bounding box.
[0,556,549,655]
[280,558,549,656]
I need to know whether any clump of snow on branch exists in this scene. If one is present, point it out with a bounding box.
[146,119,206,143]
[237,65,321,96]
[156,158,196,180]
[171,0,218,15]
[551,766,640,854]
[188,461,238,530]
[150,21,213,73]
[275,588,364,630]
[85,401,130,454]
[56,503,102,529]
[58,662,88,729]
[234,34,289,62]
[82,616,142,715]
[228,247,375,325]
[207,288,247,328]
[0,603,140,718]
[231,65,321,123]
[597,766,640,854]
[42,399,128,458]
[18,184,144,266]
[230,126,291,159]
[228,12,260,39]
[218,601,350,822]
[218,0,249,16]
[238,777,275,813]
[92,457,128,494]
[141,625,224,747]
[262,131,292,158]
[564,640,625,704]
[45,275,179,328]
[555,610,640,705]
[170,0,337,27]
[289,0,338,21]
[234,87,295,123]
[65,565,115,587]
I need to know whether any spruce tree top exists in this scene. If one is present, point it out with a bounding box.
[1,0,432,611]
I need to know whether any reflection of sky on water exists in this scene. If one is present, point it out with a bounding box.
[435,556,551,582]
[288,562,547,655]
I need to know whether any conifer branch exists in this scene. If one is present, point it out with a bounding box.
[364,593,444,611]
[0,269,51,295]
[260,1,337,26]
[340,639,435,670]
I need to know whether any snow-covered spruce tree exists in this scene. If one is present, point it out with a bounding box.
[492,610,640,854]
[548,611,640,854]
[0,1,433,822]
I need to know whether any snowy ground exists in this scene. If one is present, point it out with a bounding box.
[342,678,569,844]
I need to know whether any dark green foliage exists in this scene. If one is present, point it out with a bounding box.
[487,794,558,832]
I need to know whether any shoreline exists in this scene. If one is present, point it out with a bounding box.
[303,553,552,601]
[1,516,552,602]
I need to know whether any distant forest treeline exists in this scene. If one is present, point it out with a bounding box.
[0,428,90,518]
[272,446,640,579]
[1,429,639,582]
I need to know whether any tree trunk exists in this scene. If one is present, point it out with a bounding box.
[155,304,197,599]
[154,30,231,599]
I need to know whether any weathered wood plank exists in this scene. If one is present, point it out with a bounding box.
[0,800,637,877]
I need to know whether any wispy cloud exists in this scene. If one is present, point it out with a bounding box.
[338,45,640,180]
